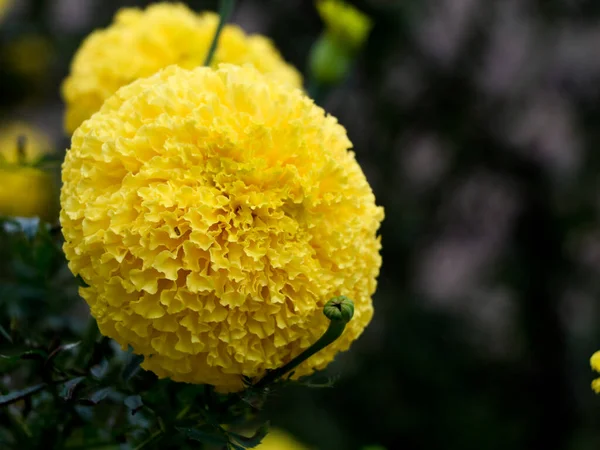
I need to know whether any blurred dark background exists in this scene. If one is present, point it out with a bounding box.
[2,0,600,449]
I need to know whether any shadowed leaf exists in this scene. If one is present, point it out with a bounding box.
[177,425,229,446]
[0,383,46,406]
[229,422,270,448]
[59,376,86,401]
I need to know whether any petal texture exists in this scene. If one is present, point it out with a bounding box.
[61,64,383,392]
[62,2,302,134]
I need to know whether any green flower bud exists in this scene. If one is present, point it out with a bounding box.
[309,35,353,86]
[323,296,354,323]
[317,0,372,52]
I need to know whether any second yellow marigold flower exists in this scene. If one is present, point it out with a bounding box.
[61,64,383,392]
[61,2,302,134]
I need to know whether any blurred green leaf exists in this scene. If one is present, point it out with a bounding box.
[229,422,270,448]
[0,324,12,343]
[122,352,143,383]
[46,341,80,364]
[79,387,111,406]
[59,376,86,401]
[124,395,143,415]
[90,358,109,379]
[0,383,46,406]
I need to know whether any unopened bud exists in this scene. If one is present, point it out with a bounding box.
[323,296,354,323]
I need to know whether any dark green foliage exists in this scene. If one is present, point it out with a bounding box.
[0,220,274,449]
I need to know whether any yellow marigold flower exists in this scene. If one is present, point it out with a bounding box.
[317,0,373,51]
[0,123,56,221]
[592,351,600,393]
[61,64,383,392]
[62,2,302,134]
[258,429,310,450]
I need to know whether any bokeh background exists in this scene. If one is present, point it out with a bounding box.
[1,0,600,449]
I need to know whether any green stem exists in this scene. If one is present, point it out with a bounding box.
[203,0,236,67]
[255,322,345,389]
[217,297,354,414]
[254,297,354,390]
[16,135,27,165]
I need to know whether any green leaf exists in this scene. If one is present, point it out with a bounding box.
[0,324,12,343]
[59,376,86,401]
[176,425,229,446]
[15,349,48,361]
[122,353,144,382]
[79,387,111,405]
[0,383,46,406]
[124,395,144,415]
[229,422,270,448]
[46,341,81,364]
[90,359,109,379]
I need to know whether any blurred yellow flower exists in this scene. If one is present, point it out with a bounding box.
[258,429,309,450]
[592,351,600,393]
[0,123,57,221]
[61,64,383,392]
[0,122,52,165]
[317,0,372,51]
[0,167,56,221]
[62,2,302,134]
[0,0,13,23]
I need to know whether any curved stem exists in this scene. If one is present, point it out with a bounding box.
[254,297,354,390]
[254,319,347,390]
[203,0,236,67]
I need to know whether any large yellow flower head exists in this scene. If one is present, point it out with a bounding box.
[0,122,57,221]
[61,64,383,392]
[61,2,302,135]
[592,351,600,393]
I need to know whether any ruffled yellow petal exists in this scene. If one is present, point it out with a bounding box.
[62,2,302,134]
[60,64,383,392]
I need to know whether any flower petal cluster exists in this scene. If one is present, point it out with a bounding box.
[61,64,383,392]
[61,2,302,134]
[0,123,56,221]
[592,351,600,393]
